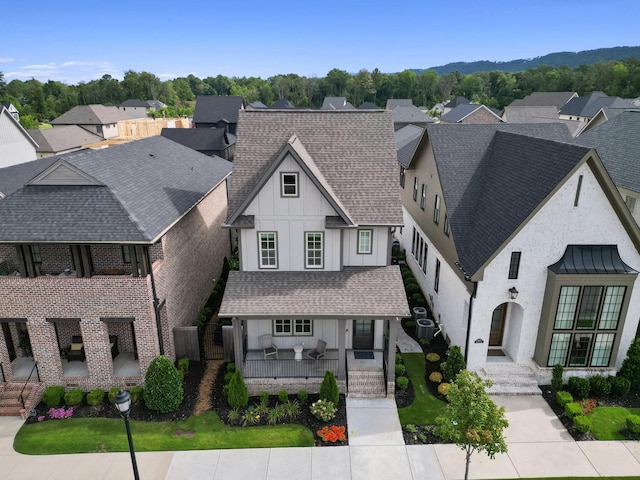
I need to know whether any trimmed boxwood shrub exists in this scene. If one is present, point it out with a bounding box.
[395,353,403,364]
[108,387,120,404]
[589,375,611,397]
[129,386,143,403]
[396,376,409,390]
[226,370,248,409]
[144,355,184,413]
[63,388,83,406]
[565,402,583,418]
[86,389,105,406]
[437,382,451,395]
[278,390,289,404]
[573,415,592,433]
[568,376,591,399]
[42,386,65,408]
[297,390,308,404]
[429,371,443,383]
[426,352,440,362]
[556,390,573,407]
[224,372,234,384]
[609,375,632,396]
[626,414,640,433]
[412,294,426,305]
[259,391,270,405]
[226,362,236,373]
[551,364,564,392]
[177,358,190,374]
[319,370,340,405]
[395,364,406,376]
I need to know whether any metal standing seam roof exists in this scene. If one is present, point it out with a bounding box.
[0,136,232,243]
[227,109,403,226]
[549,245,638,274]
[219,266,411,318]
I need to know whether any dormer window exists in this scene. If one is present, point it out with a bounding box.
[281,173,299,197]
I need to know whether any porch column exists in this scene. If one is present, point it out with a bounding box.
[231,318,243,375]
[386,318,399,394]
[337,318,346,381]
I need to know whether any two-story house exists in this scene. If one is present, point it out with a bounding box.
[0,106,37,168]
[50,105,141,139]
[0,136,232,414]
[219,110,410,397]
[397,123,640,392]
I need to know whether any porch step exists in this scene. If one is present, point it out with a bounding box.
[0,382,45,418]
[348,370,386,398]
[478,363,541,396]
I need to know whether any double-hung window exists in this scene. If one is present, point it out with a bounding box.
[434,259,441,292]
[358,229,372,254]
[281,173,299,197]
[30,245,42,264]
[509,252,521,279]
[413,178,419,201]
[259,232,277,268]
[433,195,441,224]
[273,319,313,336]
[400,167,406,188]
[420,183,426,210]
[306,232,323,268]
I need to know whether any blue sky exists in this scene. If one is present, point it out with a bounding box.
[2,0,639,85]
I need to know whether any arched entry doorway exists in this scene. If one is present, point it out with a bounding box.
[490,303,507,348]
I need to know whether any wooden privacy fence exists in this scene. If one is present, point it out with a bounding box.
[84,117,190,149]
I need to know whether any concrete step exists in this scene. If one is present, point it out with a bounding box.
[478,363,541,395]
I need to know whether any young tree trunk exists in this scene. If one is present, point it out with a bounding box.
[465,445,473,480]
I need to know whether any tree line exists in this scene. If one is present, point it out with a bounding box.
[1,56,639,129]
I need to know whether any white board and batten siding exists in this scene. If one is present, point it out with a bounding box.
[0,110,37,168]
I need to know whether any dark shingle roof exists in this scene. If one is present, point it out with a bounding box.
[575,110,640,192]
[321,97,355,110]
[559,92,636,118]
[426,123,580,276]
[386,99,414,109]
[119,99,151,107]
[228,110,401,226]
[160,128,233,152]
[441,104,502,123]
[219,266,410,318]
[51,105,140,125]
[27,126,103,154]
[358,102,380,109]
[395,125,423,168]
[392,105,434,124]
[0,136,232,242]
[509,92,577,110]
[193,96,244,124]
[446,96,470,108]
[271,99,295,109]
[0,156,58,197]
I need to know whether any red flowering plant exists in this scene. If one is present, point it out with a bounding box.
[579,398,598,415]
[317,425,346,443]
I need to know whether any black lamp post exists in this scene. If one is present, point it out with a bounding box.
[114,389,140,480]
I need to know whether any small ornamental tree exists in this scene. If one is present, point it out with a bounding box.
[435,370,509,480]
[226,370,249,409]
[618,338,640,392]
[143,355,184,413]
[319,370,340,405]
[442,345,465,382]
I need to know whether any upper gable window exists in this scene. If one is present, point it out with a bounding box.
[625,195,637,214]
[259,232,278,269]
[306,232,324,269]
[281,173,299,197]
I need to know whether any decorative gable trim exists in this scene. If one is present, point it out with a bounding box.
[26,159,103,186]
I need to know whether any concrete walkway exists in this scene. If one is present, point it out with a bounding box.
[2,392,640,479]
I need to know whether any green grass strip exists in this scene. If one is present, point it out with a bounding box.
[589,406,640,440]
[14,411,314,454]
[397,352,447,425]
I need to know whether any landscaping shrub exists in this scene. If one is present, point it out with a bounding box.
[405,283,421,296]
[86,389,105,406]
[426,352,440,362]
[226,362,236,373]
[618,338,640,392]
[310,399,336,422]
[626,414,640,433]
[226,370,249,409]
[63,388,83,407]
[589,375,611,397]
[442,346,465,382]
[177,358,190,374]
[429,371,443,383]
[565,402,583,418]
[297,390,308,404]
[573,415,592,433]
[129,386,143,403]
[144,355,184,413]
[556,390,573,407]
[402,269,415,282]
[319,370,339,405]
[568,376,591,399]
[396,376,409,390]
[278,390,289,404]
[395,353,403,364]
[224,372,234,384]
[395,364,406,376]
[412,293,426,305]
[259,390,270,406]
[551,363,564,391]
[404,320,416,328]
[42,386,65,408]
[437,382,451,395]
[227,408,241,425]
[108,387,120,404]
[283,400,301,420]
[609,375,632,396]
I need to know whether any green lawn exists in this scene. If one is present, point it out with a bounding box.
[589,406,640,440]
[397,352,447,425]
[14,411,314,455]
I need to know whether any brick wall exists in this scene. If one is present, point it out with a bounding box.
[0,245,18,272]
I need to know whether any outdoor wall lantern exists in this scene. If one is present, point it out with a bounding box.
[509,287,519,300]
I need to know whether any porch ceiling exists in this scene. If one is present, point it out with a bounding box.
[219,266,410,319]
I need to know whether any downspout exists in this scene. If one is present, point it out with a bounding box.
[463,281,478,368]
[145,246,164,355]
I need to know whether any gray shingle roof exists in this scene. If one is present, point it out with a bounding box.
[118,99,152,107]
[575,110,640,193]
[395,124,423,168]
[321,97,355,110]
[358,102,379,109]
[0,136,232,243]
[559,92,636,118]
[160,128,233,152]
[441,104,502,123]
[27,126,103,154]
[219,266,411,318]
[386,99,414,109]
[509,92,577,110]
[193,96,244,124]
[0,156,58,197]
[227,110,402,226]
[271,99,295,109]
[391,105,434,124]
[426,123,581,276]
[51,105,141,125]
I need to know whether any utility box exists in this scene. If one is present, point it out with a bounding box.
[416,318,435,340]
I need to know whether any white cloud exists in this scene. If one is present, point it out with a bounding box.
[4,60,120,84]
[0,57,14,63]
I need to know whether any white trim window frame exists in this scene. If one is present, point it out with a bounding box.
[305,232,324,269]
[281,172,299,197]
[273,319,313,336]
[358,229,373,255]
[258,232,278,269]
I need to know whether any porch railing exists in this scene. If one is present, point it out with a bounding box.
[243,358,338,379]
[18,362,39,410]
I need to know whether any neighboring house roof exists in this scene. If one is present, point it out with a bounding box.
[440,103,503,123]
[119,99,152,108]
[219,266,410,318]
[559,92,636,118]
[509,92,577,110]
[575,110,640,193]
[321,97,355,110]
[271,99,295,108]
[395,124,424,168]
[0,156,58,198]
[247,101,267,109]
[501,106,584,136]
[51,105,140,125]
[358,102,379,109]
[386,99,413,109]
[226,110,401,227]
[160,127,235,152]
[0,136,232,243]
[27,126,103,154]
[422,123,579,277]
[193,96,244,124]
[446,96,470,108]
[391,105,434,125]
